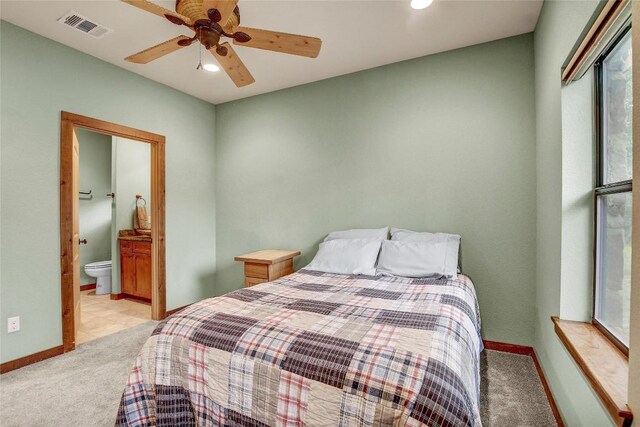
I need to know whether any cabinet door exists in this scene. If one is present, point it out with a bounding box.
[134,254,152,300]
[121,253,136,295]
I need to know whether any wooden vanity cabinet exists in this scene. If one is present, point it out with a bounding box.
[120,240,152,301]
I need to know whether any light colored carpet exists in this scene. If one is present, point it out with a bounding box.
[0,321,157,427]
[0,324,556,427]
[480,350,556,426]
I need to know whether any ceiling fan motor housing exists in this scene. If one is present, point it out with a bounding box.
[194,20,221,49]
[176,0,238,31]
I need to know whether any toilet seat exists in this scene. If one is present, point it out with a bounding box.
[85,260,112,270]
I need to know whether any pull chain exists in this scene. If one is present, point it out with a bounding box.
[196,28,203,70]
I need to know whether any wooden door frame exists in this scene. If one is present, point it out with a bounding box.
[60,111,166,352]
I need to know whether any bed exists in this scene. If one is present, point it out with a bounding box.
[116,269,482,426]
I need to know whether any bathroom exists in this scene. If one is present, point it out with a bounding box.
[77,128,152,344]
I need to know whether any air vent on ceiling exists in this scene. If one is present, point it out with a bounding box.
[57,11,113,39]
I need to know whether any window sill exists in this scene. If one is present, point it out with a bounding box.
[551,316,632,426]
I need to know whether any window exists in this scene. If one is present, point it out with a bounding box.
[593,26,633,353]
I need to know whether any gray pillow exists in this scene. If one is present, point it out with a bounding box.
[324,227,389,242]
[388,228,461,277]
[306,239,382,276]
[376,240,451,278]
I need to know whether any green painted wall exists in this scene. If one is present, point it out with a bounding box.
[559,68,595,322]
[215,34,537,346]
[629,0,640,416]
[77,129,113,285]
[110,136,151,294]
[533,1,614,425]
[0,21,217,363]
[1,10,627,424]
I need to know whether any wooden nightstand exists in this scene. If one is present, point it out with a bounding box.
[235,250,301,287]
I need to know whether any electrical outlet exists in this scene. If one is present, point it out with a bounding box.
[7,316,20,333]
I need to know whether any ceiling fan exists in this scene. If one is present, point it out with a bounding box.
[121,0,322,87]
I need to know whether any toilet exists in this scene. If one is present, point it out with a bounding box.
[84,260,112,295]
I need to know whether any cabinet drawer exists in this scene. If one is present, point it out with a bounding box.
[120,241,132,253]
[245,263,269,279]
[133,242,151,254]
[245,277,267,287]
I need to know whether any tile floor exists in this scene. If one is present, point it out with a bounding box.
[76,290,151,344]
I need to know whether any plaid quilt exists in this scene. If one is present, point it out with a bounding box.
[116,270,483,427]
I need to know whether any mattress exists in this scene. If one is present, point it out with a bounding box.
[116,270,483,426]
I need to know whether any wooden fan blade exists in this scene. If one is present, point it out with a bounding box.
[233,26,321,58]
[121,0,192,25]
[125,36,191,64]
[210,42,254,87]
[202,0,238,26]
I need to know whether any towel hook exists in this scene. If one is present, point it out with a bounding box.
[136,194,147,206]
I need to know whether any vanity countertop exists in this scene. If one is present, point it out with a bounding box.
[118,229,152,242]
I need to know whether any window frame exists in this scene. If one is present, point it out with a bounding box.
[592,23,633,357]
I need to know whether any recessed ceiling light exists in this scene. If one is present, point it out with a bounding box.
[411,0,433,9]
[203,63,220,73]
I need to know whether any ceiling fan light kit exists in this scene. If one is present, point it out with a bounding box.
[203,63,220,72]
[121,0,322,87]
[410,0,434,10]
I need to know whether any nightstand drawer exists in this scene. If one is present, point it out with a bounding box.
[245,263,269,279]
[245,277,268,287]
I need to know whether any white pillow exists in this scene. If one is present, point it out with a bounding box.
[389,228,461,277]
[324,227,389,242]
[376,240,450,278]
[391,228,442,242]
[305,239,382,276]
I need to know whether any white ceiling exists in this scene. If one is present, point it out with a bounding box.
[0,0,542,105]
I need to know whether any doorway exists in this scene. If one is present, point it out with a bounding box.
[59,112,166,353]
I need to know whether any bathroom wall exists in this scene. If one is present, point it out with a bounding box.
[78,129,113,285]
[110,137,151,294]
[77,132,151,292]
